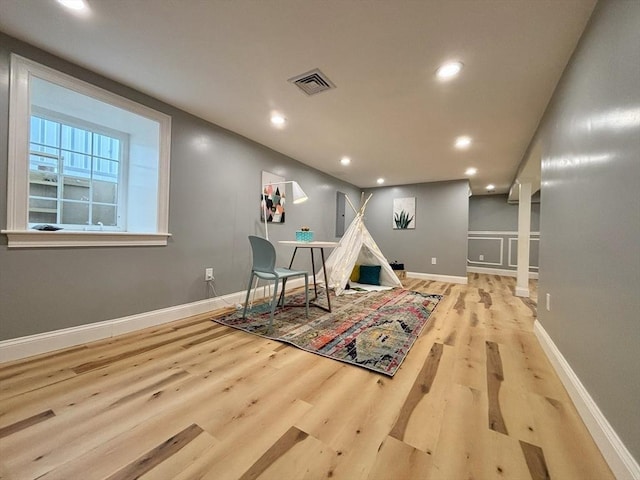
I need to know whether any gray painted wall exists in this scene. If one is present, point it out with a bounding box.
[362,181,469,278]
[469,194,540,232]
[534,0,640,460]
[0,33,361,340]
[468,194,540,271]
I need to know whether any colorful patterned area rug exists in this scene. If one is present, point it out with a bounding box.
[211,288,442,377]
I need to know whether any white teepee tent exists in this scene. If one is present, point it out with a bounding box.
[324,193,402,296]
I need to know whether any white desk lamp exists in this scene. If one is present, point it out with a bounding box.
[262,180,308,240]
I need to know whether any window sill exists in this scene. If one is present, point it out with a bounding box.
[1,230,172,248]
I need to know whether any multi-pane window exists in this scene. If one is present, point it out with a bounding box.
[28,114,126,229]
[4,54,171,247]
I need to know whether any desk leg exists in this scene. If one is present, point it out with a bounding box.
[281,246,331,313]
[279,247,301,306]
[307,247,331,313]
[287,247,299,269]
[320,248,332,312]
[310,248,318,301]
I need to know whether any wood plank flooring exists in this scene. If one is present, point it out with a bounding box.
[0,275,614,479]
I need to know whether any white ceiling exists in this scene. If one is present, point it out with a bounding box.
[0,0,596,194]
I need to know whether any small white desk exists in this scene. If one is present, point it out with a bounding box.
[278,241,338,312]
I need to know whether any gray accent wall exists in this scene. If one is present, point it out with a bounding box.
[533,0,640,461]
[468,194,540,272]
[0,33,360,340]
[469,194,540,232]
[362,180,469,278]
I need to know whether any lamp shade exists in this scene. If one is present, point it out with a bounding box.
[291,181,308,204]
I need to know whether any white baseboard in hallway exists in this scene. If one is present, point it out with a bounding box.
[467,266,539,279]
[407,271,468,284]
[534,320,640,480]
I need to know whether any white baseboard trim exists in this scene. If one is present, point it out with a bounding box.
[406,272,468,284]
[467,266,539,279]
[534,320,640,480]
[0,278,307,364]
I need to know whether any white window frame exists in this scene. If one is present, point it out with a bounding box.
[3,54,172,247]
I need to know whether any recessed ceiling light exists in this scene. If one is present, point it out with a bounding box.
[57,0,87,10]
[340,156,351,166]
[486,184,496,191]
[465,167,477,176]
[270,114,286,127]
[455,136,472,149]
[436,61,463,81]
[376,178,385,185]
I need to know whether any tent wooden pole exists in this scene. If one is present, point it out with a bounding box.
[361,193,373,213]
[345,193,373,216]
[345,195,359,214]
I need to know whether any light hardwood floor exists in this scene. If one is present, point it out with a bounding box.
[0,275,614,480]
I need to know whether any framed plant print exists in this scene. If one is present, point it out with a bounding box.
[393,197,415,229]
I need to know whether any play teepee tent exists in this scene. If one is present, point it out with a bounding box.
[324,193,402,296]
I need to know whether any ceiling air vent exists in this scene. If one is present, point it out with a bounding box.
[288,68,336,96]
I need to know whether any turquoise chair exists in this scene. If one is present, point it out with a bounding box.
[243,235,309,332]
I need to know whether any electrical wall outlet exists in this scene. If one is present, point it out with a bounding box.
[205,267,214,281]
[431,257,437,265]
[479,254,484,261]
[546,293,551,311]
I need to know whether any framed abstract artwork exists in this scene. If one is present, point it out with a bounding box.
[393,197,416,229]
[261,171,286,223]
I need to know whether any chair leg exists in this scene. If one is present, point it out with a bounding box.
[242,272,255,319]
[267,280,279,333]
[249,276,260,310]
